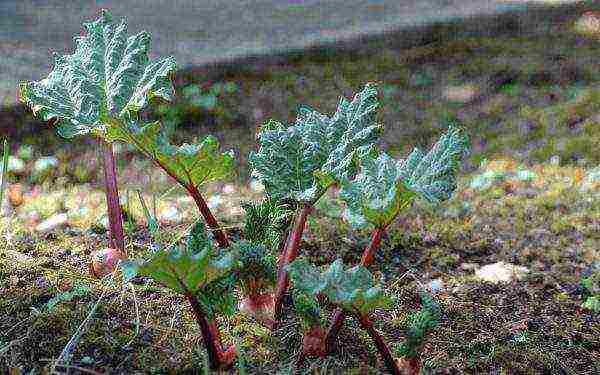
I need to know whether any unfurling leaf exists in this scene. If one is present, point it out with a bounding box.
[398,291,441,358]
[19,10,177,139]
[287,258,389,315]
[340,125,469,229]
[249,84,382,203]
[241,199,293,252]
[122,222,236,296]
[107,120,234,189]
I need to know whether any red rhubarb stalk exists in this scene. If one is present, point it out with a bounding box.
[150,158,230,248]
[273,203,312,320]
[187,184,230,248]
[185,292,236,370]
[325,226,386,351]
[101,141,125,254]
[357,314,401,375]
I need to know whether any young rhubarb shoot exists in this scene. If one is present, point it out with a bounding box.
[122,222,238,370]
[326,125,469,351]
[236,199,292,326]
[18,10,177,257]
[397,291,441,375]
[287,258,397,372]
[250,83,383,320]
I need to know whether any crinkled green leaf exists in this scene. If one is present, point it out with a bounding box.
[287,258,389,315]
[341,126,469,229]
[340,152,417,229]
[291,288,322,328]
[107,120,235,189]
[286,258,328,296]
[121,222,236,295]
[249,84,382,203]
[398,291,441,358]
[19,10,177,139]
[398,125,469,204]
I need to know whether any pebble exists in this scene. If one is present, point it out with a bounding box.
[35,213,68,233]
[460,262,479,271]
[475,261,529,283]
[222,184,236,194]
[427,278,444,293]
[442,84,480,103]
[207,195,222,209]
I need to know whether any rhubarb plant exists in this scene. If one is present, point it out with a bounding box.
[287,258,398,373]
[397,292,441,374]
[250,83,383,319]
[122,222,238,369]
[235,200,293,325]
[18,9,177,257]
[325,125,469,352]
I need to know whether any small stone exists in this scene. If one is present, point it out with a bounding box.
[442,84,479,103]
[35,276,51,289]
[475,261,529,283]
[222,184,236,194]
[460,262,479,271]
[423,233,437,245]
[427,278,444,293]
[35,213,68,233]
[207,195,222,209]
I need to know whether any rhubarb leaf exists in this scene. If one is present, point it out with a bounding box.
[340,152,417,229]
[398,125,469,204]
[19,10,176,139]
[341,126,469,229]
[249,84,382,203]
[107,120,235,189]
[121,222,236,295]
[287,258,389,315]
